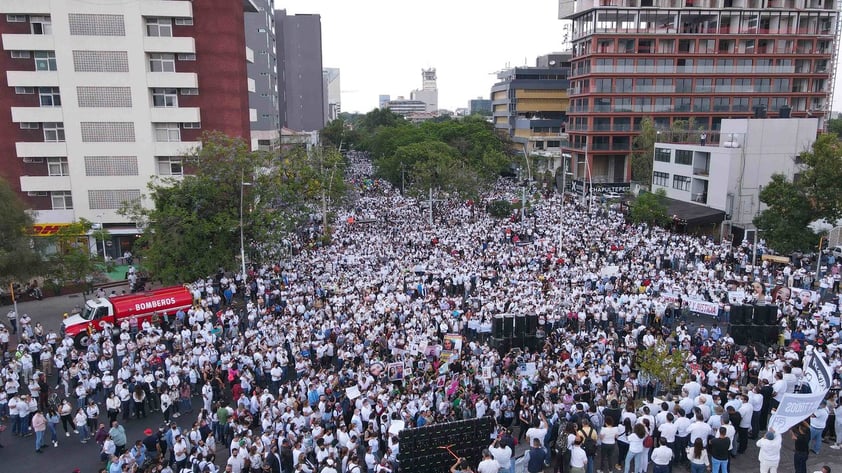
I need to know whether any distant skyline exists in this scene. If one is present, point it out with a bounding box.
[279,0,564,113]
[279,0,842,115]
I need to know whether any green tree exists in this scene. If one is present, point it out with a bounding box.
[827,118,842,138]
[122,132,348,283]
[42,220,100,295]
[797,133,842,223]
[320,117,361,151]
[631,117,657,186]
[635,342,689,395]
[753,173,818,253]
[629,189,669,226]
[0,177,42,285]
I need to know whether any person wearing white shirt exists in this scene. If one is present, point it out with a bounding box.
[650,438,673,473]
[569,440,588,473]
[687,414,712,447]
[476,449,499,473]
[756,430,781,473]
[488,439,512,473]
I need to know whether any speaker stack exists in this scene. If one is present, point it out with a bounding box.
[490,313,540,354]
[729,304,779,346]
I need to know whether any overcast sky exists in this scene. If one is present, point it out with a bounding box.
[279,0,842,114]
[279,0,565,113]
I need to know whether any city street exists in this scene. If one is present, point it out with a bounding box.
[1,287,841,473]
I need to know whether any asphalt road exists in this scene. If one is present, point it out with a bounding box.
[1,288,841,473]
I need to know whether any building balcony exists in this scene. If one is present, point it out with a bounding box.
[149,107,201,124]
[140,0,193,18]
[154,140,200,156]
[0,0,50,14]
[143,36,195,54]
[146,72,198,89]
[7,70,59,88]
[10,106,63,123]
[2,33,55,52]
[20,175,71,193]
[16,141,67,158]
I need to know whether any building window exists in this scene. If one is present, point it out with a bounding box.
[30,16,52,35]
[157,157,183,175]
[51,191,73,210]
[182,122,201,129]
[68,13,126,36]
[43,122,65,142]
[80,122,135,142]
[11,50,30,59]
[653,171,669,187]
[15,87,34,94]
[88,189,141,210]
[6,15,27,23]
[20,122,39,129]
[154,123,180,142]
[675,150,693,165]
[47,157,69,176]
[39,87,61,107]
[180,88,199,95]
[654,148,671,162]
[34,51,57,71]
[177,53,196,61]
[77,86,132,107]
[149,53,175,72]
[174,18,193,26]
[145,17,173,37]
[672,175,691,192]
[84,156,139,176]
[72,50,129,72]
[152,88,178,107]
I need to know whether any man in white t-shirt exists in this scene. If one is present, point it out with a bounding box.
[477,449,500,473]
[488,439,513,473]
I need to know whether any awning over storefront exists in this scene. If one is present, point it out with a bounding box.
[664,197,726,226]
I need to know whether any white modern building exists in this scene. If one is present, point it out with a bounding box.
[410,68,438,113]
[651,117,819,235]
[0,0,256,258]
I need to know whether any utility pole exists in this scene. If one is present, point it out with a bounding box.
[521,184,527,220]
[429,187,434,226]
[400,162,406,195]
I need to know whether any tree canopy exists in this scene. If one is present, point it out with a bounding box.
[121,132,346,284]
[754,133,842,253]
[0,177,42,285]
[348,110,512,198]
[629,189,669,226]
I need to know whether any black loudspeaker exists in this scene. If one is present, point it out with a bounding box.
[503,314,514,338]
[514,314,526,338]
[492,314,504,339]
[752,305,778,325]
[526,314,538,335]
[731,325,751,346]
[490,337,510,354]
[761,325,780,344]
[730,305,746,325]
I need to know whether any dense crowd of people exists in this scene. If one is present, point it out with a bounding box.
[1,153,841,473]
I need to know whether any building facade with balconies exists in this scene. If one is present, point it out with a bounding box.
[0,0,256,256]
[559,0,840,184]
[491,59,571,173]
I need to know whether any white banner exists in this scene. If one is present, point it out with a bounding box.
[686,299,719,317]
[660,292,679,304]
[768,351,831,433]
[728,291,747,304]
[768,391,826,433]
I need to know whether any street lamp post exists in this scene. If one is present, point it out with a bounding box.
[239,172,252,284]
[95,214,107,263]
